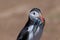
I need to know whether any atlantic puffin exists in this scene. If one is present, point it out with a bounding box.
[17,8,45,40]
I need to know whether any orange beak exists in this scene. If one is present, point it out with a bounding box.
[39,15,44,23]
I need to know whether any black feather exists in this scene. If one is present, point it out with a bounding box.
[17,18,33,40]
[17,27,29,40]
[30,8,41,13]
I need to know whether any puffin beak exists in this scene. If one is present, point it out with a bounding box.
[39,14,44,23]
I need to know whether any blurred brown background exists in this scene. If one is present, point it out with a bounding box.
[0,0,60,40]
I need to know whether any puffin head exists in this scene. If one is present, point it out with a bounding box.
[29,8,45,23]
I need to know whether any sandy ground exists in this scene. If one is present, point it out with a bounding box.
[0,0,60,40]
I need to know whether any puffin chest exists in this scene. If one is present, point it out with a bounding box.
[27,25,40,40]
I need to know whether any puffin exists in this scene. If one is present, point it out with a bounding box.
[17,8,45,40]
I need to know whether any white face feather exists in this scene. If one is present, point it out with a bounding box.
[29,11,41,21]
[29,11,39,18]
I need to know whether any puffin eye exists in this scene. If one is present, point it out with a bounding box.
[33,12,35,15]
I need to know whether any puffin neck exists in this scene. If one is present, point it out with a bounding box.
[28,17,35,25]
